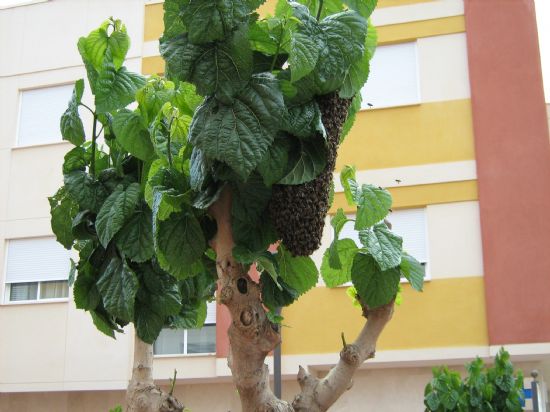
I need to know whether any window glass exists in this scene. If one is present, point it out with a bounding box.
[360,42,420,109]
[187,325,216,354]
[9,282,38,301]
[17,84,74,146]
[40,280,69,299]
[154,329,186,355]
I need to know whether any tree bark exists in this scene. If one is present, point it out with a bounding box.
[209,188,395,412]
[126,334,184,412]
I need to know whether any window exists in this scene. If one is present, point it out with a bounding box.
[17,84,74,146]
[360,42,420,109]
[339,207,429,274]
[154,301,217,356]
[0,0,48,9]
[4,237,72,303]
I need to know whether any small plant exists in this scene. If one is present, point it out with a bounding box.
[424,348,524,412]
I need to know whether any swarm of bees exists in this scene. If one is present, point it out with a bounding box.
[269,92,352,256]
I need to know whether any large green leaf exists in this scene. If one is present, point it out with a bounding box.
[328,208,352,268]
[181,0,252,44]
[340,21,376,98]
[163,0,186,39]
[340,165,358,205]
[354,184,392,230]
[160,27,252,103]
[345,0,378,19]
[141,266,182,318]
[81,19,130,71]
[73,270,101,310]
[279,138,326,185]
[276,245,318,295]
[321,238,358,287]
[351,252,400,308]
[283,101,326,139]
[400,252,425,292]
[257,137,290,186]
[112,109,155,161]
[260,272,299,311]
[189,73,284,179]
[48,187,79,249]
[97,257,139,321]
[115,211,155,263]
[359,223,403,271]
[95,56,146,114]
[289,32,321,82]
[64,171,109,213]
[95,183,141,247]
[60,79,85,146]
[135,304,164,344]
[155,211,206,278]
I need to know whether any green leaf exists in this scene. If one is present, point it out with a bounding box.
[141,266,182,317]
[115,211,155,263]
[189,73,284,179]
[97,257,139,321]
[340,165,358,205]
[95,183,141,247]
[359,223,403,271]
[81,19,130,71]
[321,238,358,287]
[95,56,146,114]
[276,245,318,295]
[60,79,85,146]
[289,32,320,82]
[340,22,376,99]
[68,259,77,287]
[181,0,252,44]
[351,252,400,308]
[155,212,207,278]
[283,101,326,139]
[163,0,186,38]
[64,171,109,213]
[135,304,164,344]
[62,146,87,174]
[278,138,326,185]
[261,272,299,311]
[327,208,351,268]
[90,310,117,339]
[345,0,378,19]
[73,271,101,310]
[49,187,78,249]
[112,109,155,161]
[160,27,252,103]
[354,184,392,230]
[257,137,290,186]
[400,252,425,292]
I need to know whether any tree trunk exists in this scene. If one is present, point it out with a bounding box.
[126,334,184,412]
[209,189,395,412]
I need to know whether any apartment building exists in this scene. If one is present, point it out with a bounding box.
[1,0,549,411]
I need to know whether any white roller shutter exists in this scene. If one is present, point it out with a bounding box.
[5,237,72,283]
[17,84,73,146]
[360,42,420,109]
[204,300,217,325]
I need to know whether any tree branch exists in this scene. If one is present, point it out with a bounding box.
[292,302,395,412]
[126,334,184,412]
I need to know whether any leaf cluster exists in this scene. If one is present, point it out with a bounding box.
[424,349,525,412]
[50,18,216,344]
[320,165,424,308]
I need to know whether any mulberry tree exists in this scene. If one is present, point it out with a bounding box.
[49,1,424,411]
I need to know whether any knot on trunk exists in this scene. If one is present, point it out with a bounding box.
[340,344,361,366]
[220,285,233,304]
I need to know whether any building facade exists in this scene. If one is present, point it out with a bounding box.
[1,0,549,411]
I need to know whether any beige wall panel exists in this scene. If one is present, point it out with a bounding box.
[427,200,484,278]
[372,0,463,26]
[0,303,67,385]
[0,0,145,77]
[418,33,471,103]
[154,356,217,381]
[0,390,126,412]
[63,303,132,388]
[0,149,10,220]
[7,143,69,220]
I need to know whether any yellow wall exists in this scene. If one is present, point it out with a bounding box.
[281,277,489,354]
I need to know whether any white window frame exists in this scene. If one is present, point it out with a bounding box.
[0,0,48,9]
[3,280,69,305]
[15,82,75,148]
[153,322,217,358]
[2,236,72,305]
[360,41,421,111]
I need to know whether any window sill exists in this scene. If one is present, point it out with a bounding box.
[11,140,70,151]
[1,298,69,306]
[153,353,216,359]
[359,101,421,112]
